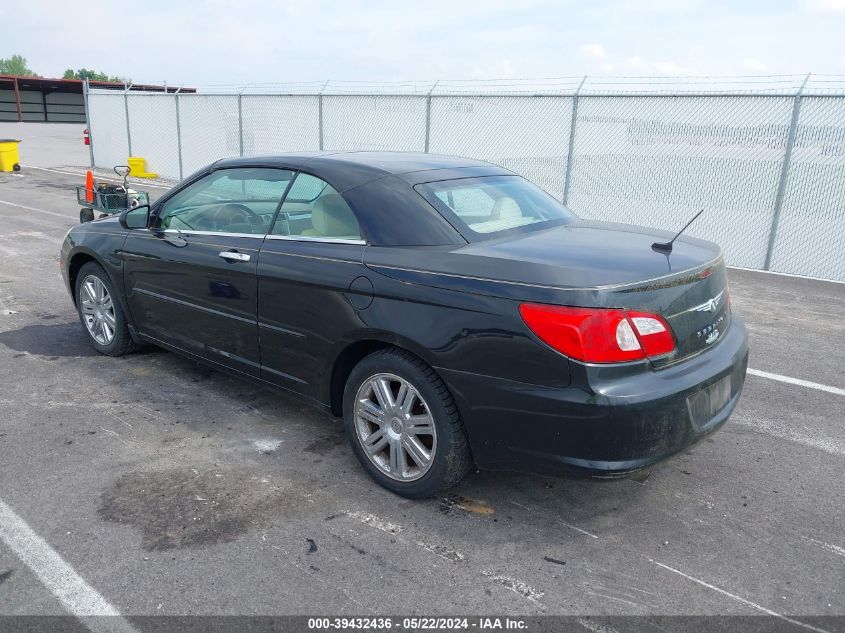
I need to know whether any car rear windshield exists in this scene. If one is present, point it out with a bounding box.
[415,175,578,242]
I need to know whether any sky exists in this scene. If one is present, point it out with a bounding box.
[5,0,845,87]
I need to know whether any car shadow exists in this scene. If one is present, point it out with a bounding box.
[127,345,660,513]
[0,321,99,357]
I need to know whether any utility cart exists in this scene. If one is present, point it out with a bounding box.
[77,166,150,223]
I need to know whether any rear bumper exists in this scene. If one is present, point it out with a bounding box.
[438,315,749,478]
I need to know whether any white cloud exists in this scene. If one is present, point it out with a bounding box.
[740,58,768,72]
[801,0,845,12]
[468,60,517,79]
[624,56,647,70]
[620,0,703,12]
[652,60,688,74]
[580,43,607,59]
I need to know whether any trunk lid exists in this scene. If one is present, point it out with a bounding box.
[460,220,732,365]
[453,220,720,290]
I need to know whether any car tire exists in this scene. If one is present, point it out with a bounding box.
[75,261,137,357]
[80,208,94,223]
[343,348,473,498]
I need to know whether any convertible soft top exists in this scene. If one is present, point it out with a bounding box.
[212,151,511,192]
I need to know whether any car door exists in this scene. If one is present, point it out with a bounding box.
[123,167,294,376]
[257,172,368,397]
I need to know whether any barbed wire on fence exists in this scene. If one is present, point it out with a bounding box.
[86,74,845,96]
[84,74,845,282]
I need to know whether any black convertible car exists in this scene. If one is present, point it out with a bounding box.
[61,152,748,497]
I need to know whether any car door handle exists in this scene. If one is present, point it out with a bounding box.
[219,251,250,262]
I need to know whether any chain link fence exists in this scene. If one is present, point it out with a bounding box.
[769,96,845,278]
[566,94,793,270]
[85,75,845,281]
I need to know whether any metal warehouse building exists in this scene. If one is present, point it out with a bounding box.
[0,76,186,123]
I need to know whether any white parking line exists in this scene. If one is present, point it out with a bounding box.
[508,500,599,539]
[0,199,73,220]
[801,536,845,559]
[650,560,831,633]
[345,510,404,534]
[481,570,545,604]
[731,411,845,457]
[0,498,138,633]
[748,368,845,397]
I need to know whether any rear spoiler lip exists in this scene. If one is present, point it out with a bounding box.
[614,253,725,294]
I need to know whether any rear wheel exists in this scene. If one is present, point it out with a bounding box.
[75,262,137,356]
[343,348,473,498]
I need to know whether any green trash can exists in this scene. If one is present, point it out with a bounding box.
[0,139,21,172]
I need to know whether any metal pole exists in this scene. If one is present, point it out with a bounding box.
[424,95,432,153]
[238,93,244,157]
[124,82,133,157]
[318,79,329,151]
[175,93,183,180]
[12,77,22,122]
[82,79,94,168]
[764,72,811,270]
[424,80,439,153]
[562,75,587,206]
[318,95,323,150]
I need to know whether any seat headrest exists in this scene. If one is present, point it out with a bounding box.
[491,197,522,220]
[311,194,360,238]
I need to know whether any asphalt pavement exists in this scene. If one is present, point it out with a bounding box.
[0,161,842,627]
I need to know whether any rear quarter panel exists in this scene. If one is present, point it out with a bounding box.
[362,256,572,390]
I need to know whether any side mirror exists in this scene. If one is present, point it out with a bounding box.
[120,204,150,229]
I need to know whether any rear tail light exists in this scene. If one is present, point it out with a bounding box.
[519,303,676,363]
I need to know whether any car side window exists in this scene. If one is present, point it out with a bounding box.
[270,173,361,241]
[156,168,294,235]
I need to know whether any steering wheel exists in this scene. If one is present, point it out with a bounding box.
[210,203,259,230]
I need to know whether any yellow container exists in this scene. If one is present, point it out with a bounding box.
[0,139,21,172]
[127,156,158,179]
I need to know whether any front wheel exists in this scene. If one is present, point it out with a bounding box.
[75,261,137,356]
[343,348,473,498]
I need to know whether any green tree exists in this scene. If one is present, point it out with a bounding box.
[62,68,127,83]
[0,54,37,77]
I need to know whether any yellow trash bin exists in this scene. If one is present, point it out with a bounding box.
[0,139,21,172]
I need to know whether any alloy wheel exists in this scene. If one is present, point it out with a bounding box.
[80,275,116,345]
[354,373,437,481]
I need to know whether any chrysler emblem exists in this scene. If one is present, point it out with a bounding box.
[691,290,725,314]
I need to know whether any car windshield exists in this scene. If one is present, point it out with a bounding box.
[416,175,578,241]
[163,169,293,218]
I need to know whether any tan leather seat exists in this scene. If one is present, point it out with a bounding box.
[490,196,523,221]
[302,194,360,239]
